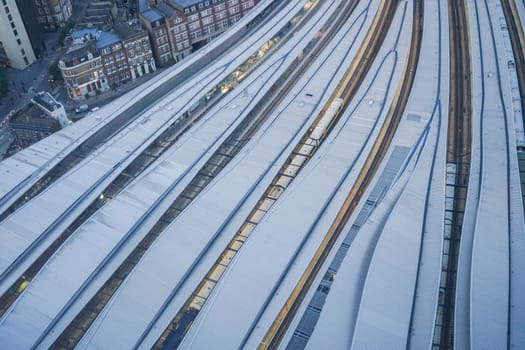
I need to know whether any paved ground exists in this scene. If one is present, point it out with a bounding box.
[0,37,161,115]
[0,33,64,119]
[0,0,163,159]
[0,32,64,159]
[0,26,163,158]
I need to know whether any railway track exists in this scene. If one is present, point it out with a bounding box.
[500,1,525,347]
[501,0,525,133]
[0,0,324,336]
[0,0,290,221]
[454,0,515,347]
[430,0,472,348]
[44,1,341,348]
[149,3,400,349]
[258,0,423,348]
[501,0,525,237]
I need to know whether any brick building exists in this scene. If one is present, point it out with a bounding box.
[59,30,109,100]
[140,0,258,67]
[59,26,155,100]
[114,22,156,80]
[97,31,130,88]
[8,104,61,152]
[140,8,172,66]
[157,1,190,62]
[34,0,72,32]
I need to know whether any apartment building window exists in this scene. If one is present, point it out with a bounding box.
[216,10,226,20]
[229,5,239,15]
[191,31,201,40]
[202,16,213,25]
[214,3,225,11]
[217,19,228,29]
[203,26,214,35]
[230,14,241,24]
[227,0,238,5]
[175,32,187,41]
[188,14,198,21]
[242,1,254,10]
[201,8,212,16]
[188,22,200,31]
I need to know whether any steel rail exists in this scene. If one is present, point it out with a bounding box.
[257,0,424,348]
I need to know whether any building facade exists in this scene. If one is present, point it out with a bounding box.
[15,0,44,56]
[76,1,113,31]
[140,9,172,66]
[34,0,72,32]
[0,0,37,69]
[59,26,156,100]
[166,0,258,46]
[157,1,190,62]
[8,104,61,152]
[31,91,69,128]
[114,22,156,80]
[60,35,109,100]
[97,32,130,87]
[141,0,258,67]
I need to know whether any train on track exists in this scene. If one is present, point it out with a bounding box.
[276,97,344,189]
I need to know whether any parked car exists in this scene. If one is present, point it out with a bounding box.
[75,104,89,113]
